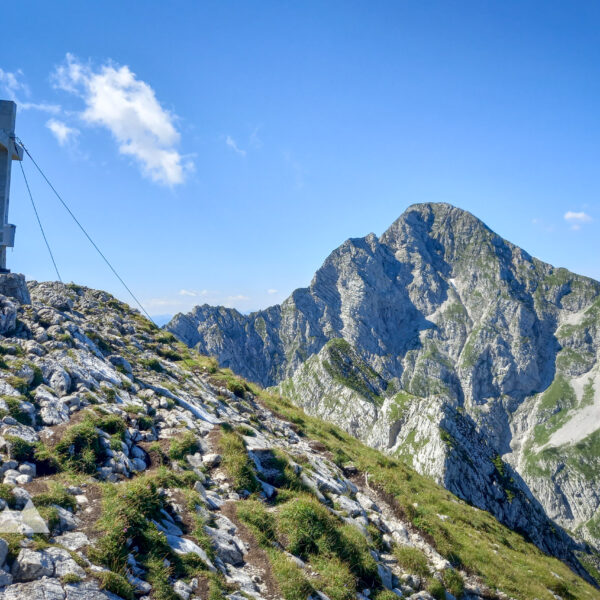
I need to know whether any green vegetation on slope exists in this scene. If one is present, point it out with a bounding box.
[248,385,599,600]
[321,338,383,405]
[237,494,381,600]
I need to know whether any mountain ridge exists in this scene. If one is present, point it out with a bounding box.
[167,202,600,556]
[0,280,595,599]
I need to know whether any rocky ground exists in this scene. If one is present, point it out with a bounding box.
[0,280,596,600]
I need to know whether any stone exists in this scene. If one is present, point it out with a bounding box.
[0,539,8,566]
[51,505,79,533]
[18,463,36,477]
[202,453,221,468]
[0,577,64,600]
[0,274,30,305]
[53,532,89,551]
[186,453,204,468]
[11,549,54,581]
[377,563,394,590]
[44,547,86,579]
[173,580,192,599]
[204,517,245,566]
[127,574,152,595]
[0,570,12,588]
[166,536,216,572]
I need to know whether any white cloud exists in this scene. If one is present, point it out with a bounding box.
[0,68,61,114]
[249,124,263,149]
[52,53,192,185]
[46,119,79,146]
[178,289,219,298]
[21,102,61,114]
[145,290,252,313]
[564,211,592,230]
[226,135,246,157]
[267,289,278,294]
[0,68,29,98]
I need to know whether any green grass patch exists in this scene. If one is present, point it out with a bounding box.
[4,396,32,425]
[33,481,77,512]
[236,499,276,547]
[89,469,209,599]
[218,430,260,493]
[169,431,200,461]
[95,571,134,600]
[394,544,430,577]
[269,550,314,600]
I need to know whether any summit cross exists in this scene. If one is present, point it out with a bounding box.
[0,100,23,273]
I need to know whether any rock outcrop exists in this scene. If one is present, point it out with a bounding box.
[168,202,600,553]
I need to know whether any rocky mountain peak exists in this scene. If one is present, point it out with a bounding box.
[168,203,600,565]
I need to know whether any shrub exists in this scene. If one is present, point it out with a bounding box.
[96,414,126,436]
[54,416,105,474]
[0,484,16,508]
[6,376,29,395]
[157,346,181,361]
[137,415,154,430]
[312,555,356,600]
[156,332,177,344]
[31,365,43,387]
[372,592,399,600]
[277,496,338,558]
[337,523,379,581]
[61,573,82,584]
[235,425,256,437]
[90,477,166,573]
[141,358,163,373]
[37,505,60,532]
[227,380,246,398]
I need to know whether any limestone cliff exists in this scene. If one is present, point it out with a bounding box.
[168,203,600,552]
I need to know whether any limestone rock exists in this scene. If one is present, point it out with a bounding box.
[0,274,30,305]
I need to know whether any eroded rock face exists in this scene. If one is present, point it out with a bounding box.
[0,274,31,306]
[168,203,600,549]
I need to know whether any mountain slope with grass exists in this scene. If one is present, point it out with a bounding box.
[167,202,600,554]
[0,281,596,599]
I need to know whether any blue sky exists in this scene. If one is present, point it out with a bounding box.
[2,1,599,319]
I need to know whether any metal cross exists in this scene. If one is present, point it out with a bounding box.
[0,100,23,273]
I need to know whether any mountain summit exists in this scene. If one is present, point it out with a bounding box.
[168,202,600,557]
